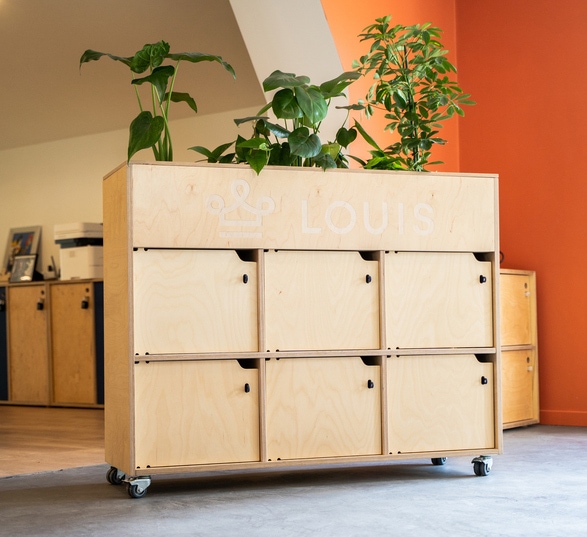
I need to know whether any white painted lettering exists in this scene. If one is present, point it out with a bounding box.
[363,201,388,235]
[414,203,434,235]
[301,200,322,234]
[326,201,356,235]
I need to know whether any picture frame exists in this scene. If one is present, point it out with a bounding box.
[9,254,38,283]
[2,225,42,275]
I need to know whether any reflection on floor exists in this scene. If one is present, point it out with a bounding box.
[0,406,104,477]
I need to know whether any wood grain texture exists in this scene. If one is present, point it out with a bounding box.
[502,350,538,425]
[264,251,380,351]
[385,252,494,349]
[103,164,132,473]
[266,357,381,460]
[387,355,495,453]
[7,285,50,404]
[133,249,258,354]
[134,360,259,467]
[130,163,496,252]
[500,271,533,346]
[50,282,96,404]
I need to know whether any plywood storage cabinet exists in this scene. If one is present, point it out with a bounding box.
[0,280,104,407]
[500,269,539,428]
[103,162,502,498]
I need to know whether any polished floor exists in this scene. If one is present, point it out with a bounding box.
[0,407,586,536]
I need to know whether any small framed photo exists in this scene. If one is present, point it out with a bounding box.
[9,254,38,283]
[2,225,42,275]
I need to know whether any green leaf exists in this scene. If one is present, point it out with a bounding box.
[259,120,290,139]
[130,41,170,74]
[234,115,268,126]
[128,111,165,161]
[336,127,357,148]
[131,65,175,102]
[272,88,303,119]
[237,137,270,150]
[79,49,131,69]
[353,121,382,151]
[189,141,234,162]
[263,70,310,91]
[245,149,269,175]
[295,86,328,124]
[313,152,338,170]
[167,52,236,79]
[319,71,361,98]
[168,91,198,113]
[289,127,322,158]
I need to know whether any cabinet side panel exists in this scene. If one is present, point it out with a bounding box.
[103,165,132,472]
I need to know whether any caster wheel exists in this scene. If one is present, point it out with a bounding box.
[127,482,148,499]
[473,461,490,476]
[431,457,447,466]
[106,467,124,485]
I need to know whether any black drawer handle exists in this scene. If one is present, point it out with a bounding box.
[367,379,375,389]
[366,274,372,284]
[36,299,44,311]
[81,298,90,309]
[479,275,487,284]
[244,383,251,393]
[481,376,488,385]
[243,274,249,284]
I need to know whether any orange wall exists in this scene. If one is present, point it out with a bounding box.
[321,0,460,171]
[456,1,587,426]
[323,0,587,426]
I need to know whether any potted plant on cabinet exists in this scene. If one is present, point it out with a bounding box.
[79,40,235,162]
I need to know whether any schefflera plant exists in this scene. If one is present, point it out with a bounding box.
[79,40,235,161]
[352,15,475,171]
[192,69,360,174]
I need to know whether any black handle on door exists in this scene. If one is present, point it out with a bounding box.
[244,383,251,393]
[367,379,375,389]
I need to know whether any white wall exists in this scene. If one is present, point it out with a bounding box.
[0,106,259,278]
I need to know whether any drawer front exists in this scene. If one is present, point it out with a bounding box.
[134,360,259,468]
[266,357,381,460]
[387,354,495,453]
[502,349,537,424]
[264,251,380,351]
[385,252,493,349]
[133,249,258,354]
[500,273,533,346]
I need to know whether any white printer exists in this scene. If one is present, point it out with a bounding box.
[54,222,103,280]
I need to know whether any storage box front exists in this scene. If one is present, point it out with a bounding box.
[266,357,381,460]
[133,249,258,354]
[387,354,495,453]
[134,360,259,468]
[385,252,494,349]
[502,349,537,424]
[264,251,380,351]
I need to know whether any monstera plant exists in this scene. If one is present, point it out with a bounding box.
[352,15,475,171]
[191,69,360,174]
[79,40,235,161]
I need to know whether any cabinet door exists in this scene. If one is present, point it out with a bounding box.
[385,252,493,349]
[50,282,98,405]
[134,360,259,468]
[500,273,533,346]
[266,357,381,460]
[264,251,380,351]
[502,350,537,425]
[387,354,495,453]
[7,285,49,404]
[0,287,8,400]
[133,249,258,354]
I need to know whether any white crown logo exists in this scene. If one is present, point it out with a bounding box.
[206,179,275,238]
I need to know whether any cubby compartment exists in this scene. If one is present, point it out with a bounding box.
[266,356,381,460]
[387,354,495,453]
[133,249,258,354]
[385,252,493,349]
[264,250,380,351]
[134,359,260,468]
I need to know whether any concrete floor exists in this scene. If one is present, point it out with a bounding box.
[0,425,585,536]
